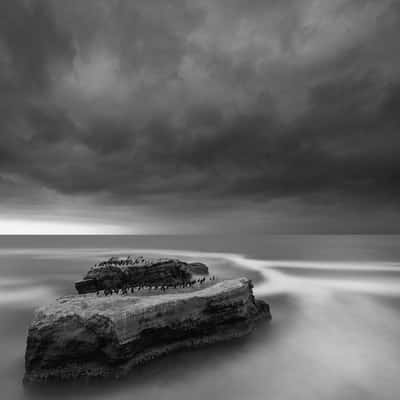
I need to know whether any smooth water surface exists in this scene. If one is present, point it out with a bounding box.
[1,235,400,400]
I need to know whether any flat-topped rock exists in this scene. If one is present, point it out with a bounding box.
[24,278,270,383]
[75,256,209,294]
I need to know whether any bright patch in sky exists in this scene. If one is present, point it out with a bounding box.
[0,218,127,235]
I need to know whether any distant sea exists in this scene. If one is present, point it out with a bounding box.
[1,234,400,400]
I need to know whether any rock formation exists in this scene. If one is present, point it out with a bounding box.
[75,256,208,294]
[184,262,209,275]
[24,278,270,383]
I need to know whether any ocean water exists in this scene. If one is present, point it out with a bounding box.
[1,234,400,400]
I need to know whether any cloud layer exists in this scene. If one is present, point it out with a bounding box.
[1,0,400,232]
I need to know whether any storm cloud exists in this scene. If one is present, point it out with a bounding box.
[1,0,400,233]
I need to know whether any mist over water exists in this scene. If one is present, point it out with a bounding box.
[1,235,400,400]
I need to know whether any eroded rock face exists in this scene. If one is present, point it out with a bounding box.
[184,262,209,275]
[24,278,270,383]
[75,256,209,294]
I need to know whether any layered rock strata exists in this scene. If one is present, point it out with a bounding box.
[75,256,209,294]
[24,278,270,383]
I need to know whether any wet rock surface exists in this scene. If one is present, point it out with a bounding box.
[24,278,270,384]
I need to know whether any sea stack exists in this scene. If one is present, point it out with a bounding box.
[24,257,270,384]
[75,256,209,294]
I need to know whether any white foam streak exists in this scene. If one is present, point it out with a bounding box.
[2,247,400,301]
[124,248,400,297]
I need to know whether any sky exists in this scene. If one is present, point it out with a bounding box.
[1,0,400,234]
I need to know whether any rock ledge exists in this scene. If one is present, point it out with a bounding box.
[24,278,270,383]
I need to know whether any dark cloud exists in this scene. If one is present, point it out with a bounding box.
[0,0,74,93]
[1,0,400,232]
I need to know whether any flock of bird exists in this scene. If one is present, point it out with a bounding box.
[98,275,216,296]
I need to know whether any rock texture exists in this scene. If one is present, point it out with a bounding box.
[184,262,209,275]
[75,256,209,294]
[24,278,270,383]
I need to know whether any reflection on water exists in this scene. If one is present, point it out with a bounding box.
[0,235,400,400]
